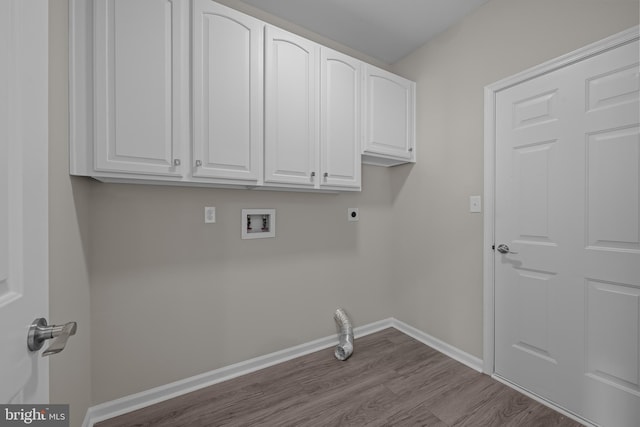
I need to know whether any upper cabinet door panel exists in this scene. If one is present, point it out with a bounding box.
[264,26,318,186]
[320,48,361,189]
[93,0,187,176]
[192,0,263,182]
[363,65,415,163]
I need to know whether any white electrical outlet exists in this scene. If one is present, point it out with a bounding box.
[204,206,216,223]
[348,208,359,222]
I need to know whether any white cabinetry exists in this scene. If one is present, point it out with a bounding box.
[320,48,361,189]
[92,0,189,177]
[192,0,263,184]
[70,0,413,190]
[264,27,361,190]
[363,64,416,166]
[264,26,318,188]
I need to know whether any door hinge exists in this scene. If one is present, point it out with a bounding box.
[492,244,495,250]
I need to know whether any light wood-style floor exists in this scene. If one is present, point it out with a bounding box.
[96,328,582,426]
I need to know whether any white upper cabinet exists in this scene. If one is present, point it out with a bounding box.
[264,28,361,191]
[192,0,263,184]
[70,0,415,190]
[363,64,416,166]
[93,0,189,177]
[264,26,319,188]
[320,48,361,190]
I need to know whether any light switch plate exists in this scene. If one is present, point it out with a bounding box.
[469,196,481,213]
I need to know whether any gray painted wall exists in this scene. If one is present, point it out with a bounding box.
[49,3,92,427]
[390,0,639,357]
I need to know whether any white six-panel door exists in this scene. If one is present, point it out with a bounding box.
[494,37,639,426]
[0,0,49,404]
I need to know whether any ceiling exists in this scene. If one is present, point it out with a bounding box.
[241,0,490,64]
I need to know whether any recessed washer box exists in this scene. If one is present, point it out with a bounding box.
[242,209,276,239]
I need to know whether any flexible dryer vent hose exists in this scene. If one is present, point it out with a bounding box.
[334,308,354,361]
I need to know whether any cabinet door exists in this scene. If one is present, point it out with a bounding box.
[192,0,263,182]
[320,48,361,190]
[93,0,188,176]
[363,65,415,163]
[264,26,318,187]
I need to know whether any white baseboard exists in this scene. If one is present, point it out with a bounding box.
[82,318,480,427]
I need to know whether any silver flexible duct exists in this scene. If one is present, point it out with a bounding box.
[333,308,354,361]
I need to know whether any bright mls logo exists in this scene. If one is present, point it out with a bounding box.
[0,405,68,427]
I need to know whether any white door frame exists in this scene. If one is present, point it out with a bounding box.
[482,26,640,376]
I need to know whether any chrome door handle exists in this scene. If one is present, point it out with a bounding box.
[496,244,518,254]
[27,318,77,357]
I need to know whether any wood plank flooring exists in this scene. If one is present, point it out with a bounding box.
[96,328,582,426]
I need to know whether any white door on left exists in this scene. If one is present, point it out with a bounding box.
[0,0,50,403]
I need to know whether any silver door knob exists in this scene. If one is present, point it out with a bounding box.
[496,244,518,254]
[27,318,77,357]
